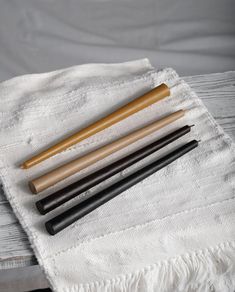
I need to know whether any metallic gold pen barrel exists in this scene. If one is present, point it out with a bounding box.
[21,84,170,169]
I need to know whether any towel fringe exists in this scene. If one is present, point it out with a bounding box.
[65,242,235,292]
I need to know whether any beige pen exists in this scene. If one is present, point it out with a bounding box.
[29,110,185,194]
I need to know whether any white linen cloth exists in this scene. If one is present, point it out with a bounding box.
[0,59,235,292]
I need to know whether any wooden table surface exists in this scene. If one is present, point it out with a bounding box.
[0,71,235,272]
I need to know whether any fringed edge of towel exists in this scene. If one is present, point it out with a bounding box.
[63,241,235,292]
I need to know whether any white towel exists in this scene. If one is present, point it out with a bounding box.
[0,59,234,292]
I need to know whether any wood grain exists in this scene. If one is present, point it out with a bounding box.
[0,71,234,269]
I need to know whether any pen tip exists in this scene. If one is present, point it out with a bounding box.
[20,164,26,169]
[189,124,195,128]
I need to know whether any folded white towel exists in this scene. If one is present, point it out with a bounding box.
[0,59,234,292]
